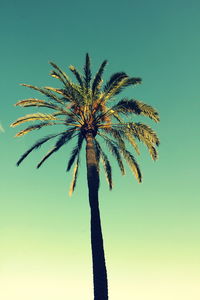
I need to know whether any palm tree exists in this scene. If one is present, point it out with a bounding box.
[11,54,159,300]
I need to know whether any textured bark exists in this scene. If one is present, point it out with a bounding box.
[85,132,108,300]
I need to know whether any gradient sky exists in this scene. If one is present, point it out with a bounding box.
[1,0,200,299]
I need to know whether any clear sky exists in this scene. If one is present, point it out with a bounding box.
[1,0,200,299]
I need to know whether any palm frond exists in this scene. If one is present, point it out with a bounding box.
[103,72,128,92]
[84,53,92,90]
[15,98,64,111]
[49,62,70,84]
[146,142,158,160]
[37,130,75,168]
[16,133,64,166]
[95,140,112,189]
[92,60,108,96]
[127,123,159,160]
[113,99,159,122]
[104,77,141,101]
[100,127,125,148]
[120,148,142,182]
[100,125,140,155]
[69,158,80,196]
[11,113,59,127]
[43,86,66,96]
[15,122,55,137]
[45,85,84,108]
[50,70,67,86]
[124,131,140,155]
[112,111,124,123]
[21,84,65,105]
[69,65,84,88]
[66,132,84,171]
[128,122,160,146]
[97,133,125,175]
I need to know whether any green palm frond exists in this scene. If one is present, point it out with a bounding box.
[21,84,65,105]
[98,133,125,175]
[66,133,84,171]
[49,62,70,84]
[16,133,65,166]
[124,131,140,155]
[100,126,140,155]
[127,123,159,160]
[103,72,141,100]
[103,72,128,92]
[112,111,124,123]
[146,142,158,160]
[15,98,64,111]
[112,99,159,122]
[100,127,125,148]
[84,53,92,90]
[69,65,84,88]
[92,60,108,96]
[120,148,142,182]
[11,113,59,127]
[15,122,55,137]
[37,130,76,168]
[95,140,112,189]
[50,70,67,86]
[129,122,160,146]
[69,158,80,196]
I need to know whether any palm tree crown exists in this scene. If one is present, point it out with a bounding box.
[11,54,159,193]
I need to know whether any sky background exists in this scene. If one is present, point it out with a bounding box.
[1,0,200,299]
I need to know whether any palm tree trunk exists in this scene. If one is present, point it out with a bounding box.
[85,132,108,300]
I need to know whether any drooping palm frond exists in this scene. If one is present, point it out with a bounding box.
[128,122,160,146]
[99,126,141,167]
[37,130,76,168]
[112,99,159,122]
[120,147,142,182]
[66,132,84,171]
[97,133,125,175]
[123,131,140,155]
[69,158,80,196]
[96,130,141,182]
[100,127,125,148]
[84,53,92,90]
[16,133,65,166]
[127,122,159,160]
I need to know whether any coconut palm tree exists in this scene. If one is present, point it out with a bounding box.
[11,54,159,300]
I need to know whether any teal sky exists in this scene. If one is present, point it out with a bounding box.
[1,0,200,299]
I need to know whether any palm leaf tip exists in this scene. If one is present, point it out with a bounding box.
[69,162,79,196]
[84,53,92,89]
[92,60,108,95]
[50,71,60,79]
[69,65,84,87]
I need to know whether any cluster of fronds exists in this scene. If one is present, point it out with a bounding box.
[11,54,160,194]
